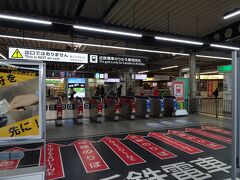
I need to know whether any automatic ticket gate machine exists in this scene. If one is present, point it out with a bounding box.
[103,96,120,121]
[119,96,136,120]
[149,96,164,118]
[73,97,84,124]
[135,96,151,119]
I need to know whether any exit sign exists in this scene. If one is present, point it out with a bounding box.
[217,65,232,72]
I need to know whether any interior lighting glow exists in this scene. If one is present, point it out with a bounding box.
[223,9,240,19]
[210,44,239,50]
[155,36,203,45]
[161,65,179,70]
[73,25,142,37]
[0,14,52,25]
[196,54,231,60]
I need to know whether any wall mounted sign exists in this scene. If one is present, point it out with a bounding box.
[89,54,147,66]
[8,47,88,64]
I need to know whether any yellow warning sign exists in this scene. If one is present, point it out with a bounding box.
[11,49,23,58]
[0,72,36,87]
[0,115,39,139]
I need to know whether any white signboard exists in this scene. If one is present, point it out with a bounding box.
[8,47,88,63]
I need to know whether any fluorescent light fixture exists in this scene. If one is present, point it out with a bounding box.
[155,36,203,45]
[161,65,179,70]
[0,14,52,25]
[210,44,240,50]
[200,71,219,75]
[224,9,240,19]
[196,54,231,60]
[73,25,142,37]
[76,64,84,70]
[182,68,189,71]
[0,34,190,56]
[0,52,6,59]
[138,70,149,73]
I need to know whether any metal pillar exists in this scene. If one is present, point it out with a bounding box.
[232,51,240,179]
[189,52,197,113]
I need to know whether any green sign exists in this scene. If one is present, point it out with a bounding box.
[217,65,232,72]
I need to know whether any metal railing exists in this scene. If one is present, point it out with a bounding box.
[190,98,232,118]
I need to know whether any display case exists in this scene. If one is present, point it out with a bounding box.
[0,61,46,180]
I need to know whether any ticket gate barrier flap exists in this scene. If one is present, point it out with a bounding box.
[55,100,63,126]
[88,97,103,123]
[135,96,150,119]
[73,97,84,124]
[119,96,136,120]
[103,97,120,121]
[163,96,177,117]
[149,96,164,118]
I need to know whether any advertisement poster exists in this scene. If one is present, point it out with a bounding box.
[207,81,218,97]
[68,78,86,98]
[173,81,184,102]
[0,63,40,140]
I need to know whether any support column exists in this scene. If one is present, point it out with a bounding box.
[232,51,240,179]
[189,52,197,113]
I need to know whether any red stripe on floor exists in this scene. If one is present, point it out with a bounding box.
[168,130,225,150]
[40,143,65,180]
[125,134,176,159]
[186,128,232,144]
[148,132,203,154]
[99,137,146,166]
[201,126,231,136]
[73,140,109,173]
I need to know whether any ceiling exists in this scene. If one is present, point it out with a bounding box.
[0,0,237,74]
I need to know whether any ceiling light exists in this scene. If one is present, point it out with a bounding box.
[223,9,240,19]
[210,44,239,50]
[182,68,189,71]
[196,54,231,60]
[155,36,203,45]
[0,34,189,56]
[76,64,84,70]
[0,14,52,25]
[138,70,149,74]
[0,53,6,59]
[73,25,142,37]
[200,71,219,75]
[161,65,179,70]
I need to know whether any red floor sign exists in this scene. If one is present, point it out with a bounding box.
[201,126,232,136]
[186,128,232,144]
[168,130,225,150]
[148,132,203,154]
[40,143,65,180]
[73,139,109,173]
[0,147,25,170]
[125,134,177,159]
[100,137,146,166]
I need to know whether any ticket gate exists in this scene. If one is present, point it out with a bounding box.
[55,97,63,126]
[88,97,103,123]
[73,97,83,124]
[163,96,178,117]
[103,96,120,121]
[119,96,136,120]
[135,96,150,119]
[149,96,164,118]
[46,96,103,124]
